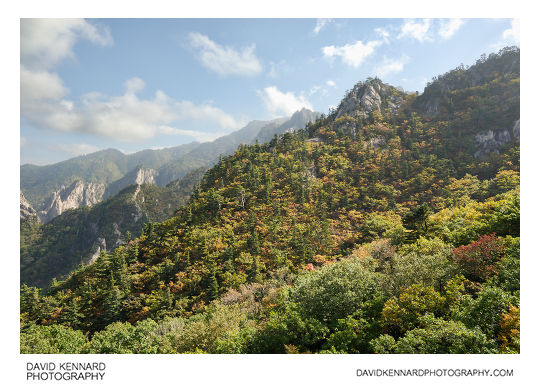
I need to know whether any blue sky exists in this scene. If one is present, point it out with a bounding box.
[20,18,520,165]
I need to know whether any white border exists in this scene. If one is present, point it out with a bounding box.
[4,1,538,385]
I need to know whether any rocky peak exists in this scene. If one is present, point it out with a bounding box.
[133,166,157,185]
[38,181,105,223]
[289,108,320,124]
[254,108,321,144]
[103,166,159,199]
[20,191,38,222]
[335,78,405,120]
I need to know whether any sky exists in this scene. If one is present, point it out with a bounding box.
[20,18,520,165]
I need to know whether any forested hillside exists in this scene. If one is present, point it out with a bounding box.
[20,168,206,288]
[20,47,520,354]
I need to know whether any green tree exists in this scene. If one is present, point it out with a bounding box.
[207,263,219,300]
[290,258,384,326]
[381,284,446,335]
[371,314,496,354]
[21,324,87,354]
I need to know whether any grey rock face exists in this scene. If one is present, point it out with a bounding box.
[20,191,38,222]
[512,119,520,140]
[38,181,105,223]
[474,119,520,159]
[133,167,157,185]
[335,79,404,120]
[89,238,107,265]
[104,166,158,198]
[421,97,441,116]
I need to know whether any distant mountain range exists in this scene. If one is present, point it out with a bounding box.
[21,108,320,222]
[20,167,207,288]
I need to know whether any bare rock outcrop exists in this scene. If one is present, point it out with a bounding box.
[335,79,405,120]
[38,181,105,223]
[104,166,158,199]
[20,191,38,222]
[474,119,520,159]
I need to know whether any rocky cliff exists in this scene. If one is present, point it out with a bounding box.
[334,78,406,120]
[38,181,105,223]
[103,166,158,199]
[21,169,205,288]
[474,119,520,159]
[20,191,38,222]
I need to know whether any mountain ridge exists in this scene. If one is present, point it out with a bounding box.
[21,110,320,218]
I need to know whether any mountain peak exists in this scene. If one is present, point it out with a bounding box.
[335,78,406,120]
[38,181,105,223]
[103,166,158,199]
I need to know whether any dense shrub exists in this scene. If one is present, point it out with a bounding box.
[289,258,385,326]
[371,314,496,354]
[20,324,87,354]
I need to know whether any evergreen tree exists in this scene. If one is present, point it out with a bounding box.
[248,256,262,283]
[60,297,84,328]
[103,283,122,326]
[207,263,219,300]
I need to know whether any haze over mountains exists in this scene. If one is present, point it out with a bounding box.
[21,108,320,223]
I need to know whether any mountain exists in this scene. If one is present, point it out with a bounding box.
[20,191,37,222]
[153,118,286,186]
[20,167,207,289]
[334,78,406,120]
[21,110,319,221]
[20,48,520,354]
[20,143,200,211]
[103,166,159,199]
[37,180,106,223]
[154,114,315,185]
[254,108,320,144]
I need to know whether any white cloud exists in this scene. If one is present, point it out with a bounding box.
[438,19,464,39]
[175,100,245,130]
[309,85,322,96]
[322,40,382,67]
[313,19,332,35]
[125,77,146,94]
[490,19,520,51]
[309,81,337,97]
[20,21,245,142]
[21,136,27,147]
[20,66,68,101]
[188,32,263,76]
[20,18,112,71]
[258,86,313,116]
[398,19,433,42]
[373,55,410,78]
[375,27,391,43]
[22,77,246,141]
[53,143,101,157]
[502,19,520,44]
